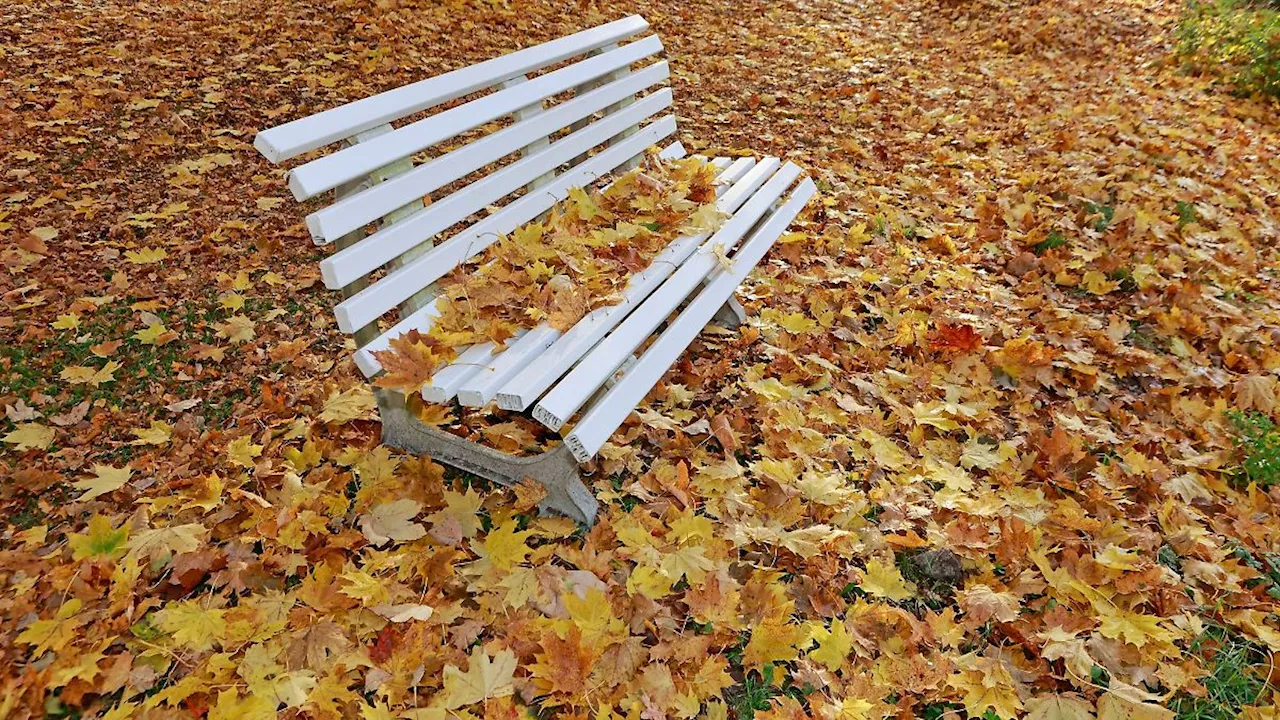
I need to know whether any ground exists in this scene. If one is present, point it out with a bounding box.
[2,0,1279,718]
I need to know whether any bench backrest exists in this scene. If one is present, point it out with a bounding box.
[254,16,676,368]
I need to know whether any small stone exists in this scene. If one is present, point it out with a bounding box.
[914,548,965,586]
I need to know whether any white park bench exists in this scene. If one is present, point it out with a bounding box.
[255,15,815,524]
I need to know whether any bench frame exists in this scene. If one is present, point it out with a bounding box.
[256,17,814,525]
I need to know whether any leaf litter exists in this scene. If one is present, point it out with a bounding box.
[0,0,1278,718]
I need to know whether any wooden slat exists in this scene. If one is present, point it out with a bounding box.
[421,333,528,402]
[305,62,671,243]
[455,326,563,406]
[254,15,650,163]
[533,162,802,431]
[565,178,817,461]
[287,36,665,200]
[333,115,677,333]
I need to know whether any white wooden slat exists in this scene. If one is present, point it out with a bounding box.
[254,15,650,163]
[493,157,768,412]
[412,140,694,400]
[320,92,672,293]
[287,36,665,201]
[565,178,817,461]
[420,333,528,403]
[332,115,677,333]
[533,162,803,431]
[306,63,672,243]
[348,138,685,378]
[455,325,563,407]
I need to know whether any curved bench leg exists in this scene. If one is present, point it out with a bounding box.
[376,390,598,525]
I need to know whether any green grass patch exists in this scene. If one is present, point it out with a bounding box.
[1177,0,1280,98]
[1172,624,1275,719]
[1227,410,1280,488]
[1032,230,1069,255]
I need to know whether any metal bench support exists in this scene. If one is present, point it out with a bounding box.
[375,389,598,524]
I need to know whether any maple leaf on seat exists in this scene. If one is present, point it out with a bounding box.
[373,331,449,394]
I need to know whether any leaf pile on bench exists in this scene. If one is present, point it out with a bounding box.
[372,150,727,396]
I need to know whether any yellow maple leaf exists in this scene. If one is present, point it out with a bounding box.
[1095,545,1141,571]
[15,599,85,656]
[215,314,256,343]
[440,647,517,709]
[1082,270,1119,295]
[68,515,130,561]
[567,186,607,223]
[426,488,485,540]
[59,360,120,387]
[808,619,852,671]
[1096,607,1174,648]
[219,291,246,311]
[858,429,910,470]
[156,600,227,652]
[134,322,176,346]
[861,558,915,601]
[3,422,55,451]
[1096,688,1173,720]
[626,565,674,600]
[207,690,275,720]
[959,682,1023,720]
[1026,695,1095,720]
[477,520,533,571]
[743,618,806,669]
[320,386,377,424]
[72,464,133,501]
[226,434,264,468]
[130,420,173,445]
[359,701,398,720]
[51,312,80,330]
[659,543,715,585]
[562,589,626,651]
[124,247,167,264]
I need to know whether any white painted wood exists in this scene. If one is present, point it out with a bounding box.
[254,16,650,163]
[305,63,671,244]
[349,140,687,378]
[420,333,528,403]
[533,162,803,431]
[455,325,563,407]
[502,75,556,194]
[657,142,685,161]
[493,157,767,412]
[332,116,677,332]
[287,36,665,200]
[566,178,817,461]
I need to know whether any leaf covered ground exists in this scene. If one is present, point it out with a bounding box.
[2,0,1280,718]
